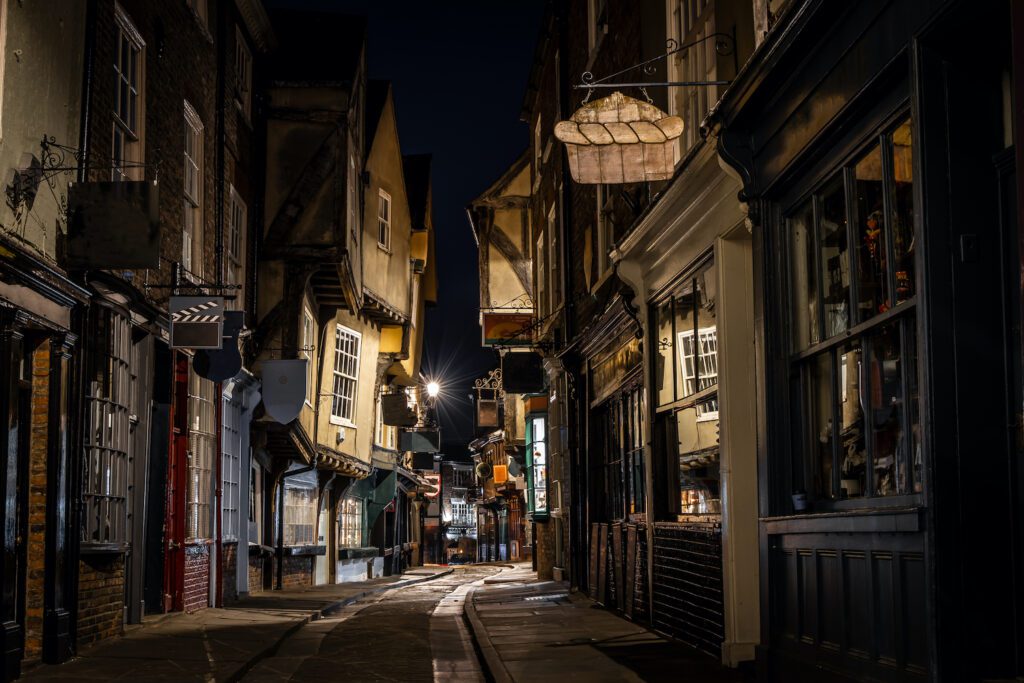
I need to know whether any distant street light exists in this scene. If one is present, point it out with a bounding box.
[426,381,441,398]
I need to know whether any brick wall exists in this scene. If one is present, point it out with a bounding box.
[77,555,124,647]
[535,519,556,581]
[24,341,51,661]
[221,542,238,604]
[248,554,265,594]
[183,544,210,612]
[280,556,314,589]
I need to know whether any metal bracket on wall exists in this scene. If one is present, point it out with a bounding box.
[573,33,736,101]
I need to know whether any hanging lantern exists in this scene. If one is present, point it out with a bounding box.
[554,91,683,184]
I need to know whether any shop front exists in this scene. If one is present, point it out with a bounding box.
[710,0,1021,679]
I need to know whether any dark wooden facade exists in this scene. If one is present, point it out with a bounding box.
[711,0,1022,679]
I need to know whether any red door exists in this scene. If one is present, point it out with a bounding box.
[162,353,189,612]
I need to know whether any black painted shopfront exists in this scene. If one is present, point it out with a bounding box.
[711,0,1022,680]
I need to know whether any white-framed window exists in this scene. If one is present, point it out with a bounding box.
[331,325,361,425]
[183,100,203,279]
[186,0,208,28]
[226,185,246,308]
[221,394,242,542]
[113,4,145,182]
[377,189,392,250]
[677,326,719,420]
[302,307,315,406]
[234,26,252,120]
[587,0,608,55]
[187,367,216,540]
[339,497,363,547]
[283,469,317,546]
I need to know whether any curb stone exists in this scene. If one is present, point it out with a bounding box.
[463,585,514,683]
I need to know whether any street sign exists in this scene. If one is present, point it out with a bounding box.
[170,296,225,349]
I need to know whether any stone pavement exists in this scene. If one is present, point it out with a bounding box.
[21,567,451,682]
[466,564,753,683]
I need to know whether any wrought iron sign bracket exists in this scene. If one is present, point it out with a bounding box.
[573,32,737,101]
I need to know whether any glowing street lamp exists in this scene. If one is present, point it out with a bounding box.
[426,381,441,398]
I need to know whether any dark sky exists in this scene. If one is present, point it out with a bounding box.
[270,1,545,452]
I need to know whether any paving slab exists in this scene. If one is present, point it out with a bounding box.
[22,568,451,682]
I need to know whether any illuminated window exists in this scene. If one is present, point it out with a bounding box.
[283,469,317,546]
[339,497,363,547]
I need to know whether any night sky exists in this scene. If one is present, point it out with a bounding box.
[270,1,545,453]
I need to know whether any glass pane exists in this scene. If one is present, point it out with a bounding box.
[676,400,720,514]
[819,177,850,338]
[906,322,922,493]
[854,144,889,322]
[806,352,834,499]
[655,298,675,406]
[869,323,905,496]
[891,119,915,303]
[837,340,866,499]
[695,265,718,395]
[789,200,818,350]
[674,281,696,399]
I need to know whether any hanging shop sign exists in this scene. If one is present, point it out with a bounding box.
[554,91,683,184]
[170,296,224,349]
[482,311,534,347]
[381,391,417,427]
[260,359,308,424]
[193,311,245,382]
[501,351,546,394]
[400,428,440,453]
[66,180,161,269]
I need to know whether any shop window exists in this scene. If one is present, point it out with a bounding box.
[339,496,363,547]
[653,260,720,517]
[222,395,242,541]
[527,415,548,516]
[788,116,921,503]
[187,367,216,540]
[283,470,317,546]
[83,306,133,545]
[597,384,646,520]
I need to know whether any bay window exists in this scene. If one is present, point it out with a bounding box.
[283,468,317,546]
[788,116,920,503]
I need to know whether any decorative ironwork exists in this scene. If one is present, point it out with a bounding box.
[490,293,535,311]
[474,368,505,400]
[576,33,736,99]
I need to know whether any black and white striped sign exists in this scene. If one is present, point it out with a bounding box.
[170,296,224,349]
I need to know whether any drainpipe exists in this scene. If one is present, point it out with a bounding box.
[276,459,317,590]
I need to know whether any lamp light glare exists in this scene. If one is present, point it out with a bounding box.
[426,381,441,398]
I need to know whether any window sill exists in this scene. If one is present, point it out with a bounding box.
[329,416,356,428]
[80,542,128,555]
[282,544,326,557]
[377,243,392,254]
[761,505,923,535]
[338,546,378,560]
[248,543,275,557]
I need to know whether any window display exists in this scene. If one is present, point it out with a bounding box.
[788,116,919,504]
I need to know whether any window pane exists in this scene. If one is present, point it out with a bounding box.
[674,281,696,399]
[695,265,718,397]
[868,323,905,496]
[854,144,889,322]
[891,119,915,303]
[806,352,834,499]
[837,340,866,499]
[790,201,818,350]
[819,177,850,338]
[676,399,720,514]
[654,298,675,406]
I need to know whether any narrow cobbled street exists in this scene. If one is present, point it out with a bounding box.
[241,566,494,682]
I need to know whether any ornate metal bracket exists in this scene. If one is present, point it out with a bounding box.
[574,33,736,97]
[474,368,506,401]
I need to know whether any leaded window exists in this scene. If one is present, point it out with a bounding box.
[339,496,362,547]
[83,306,133,545]
[221,394,242,541]
[187,367,216,540]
